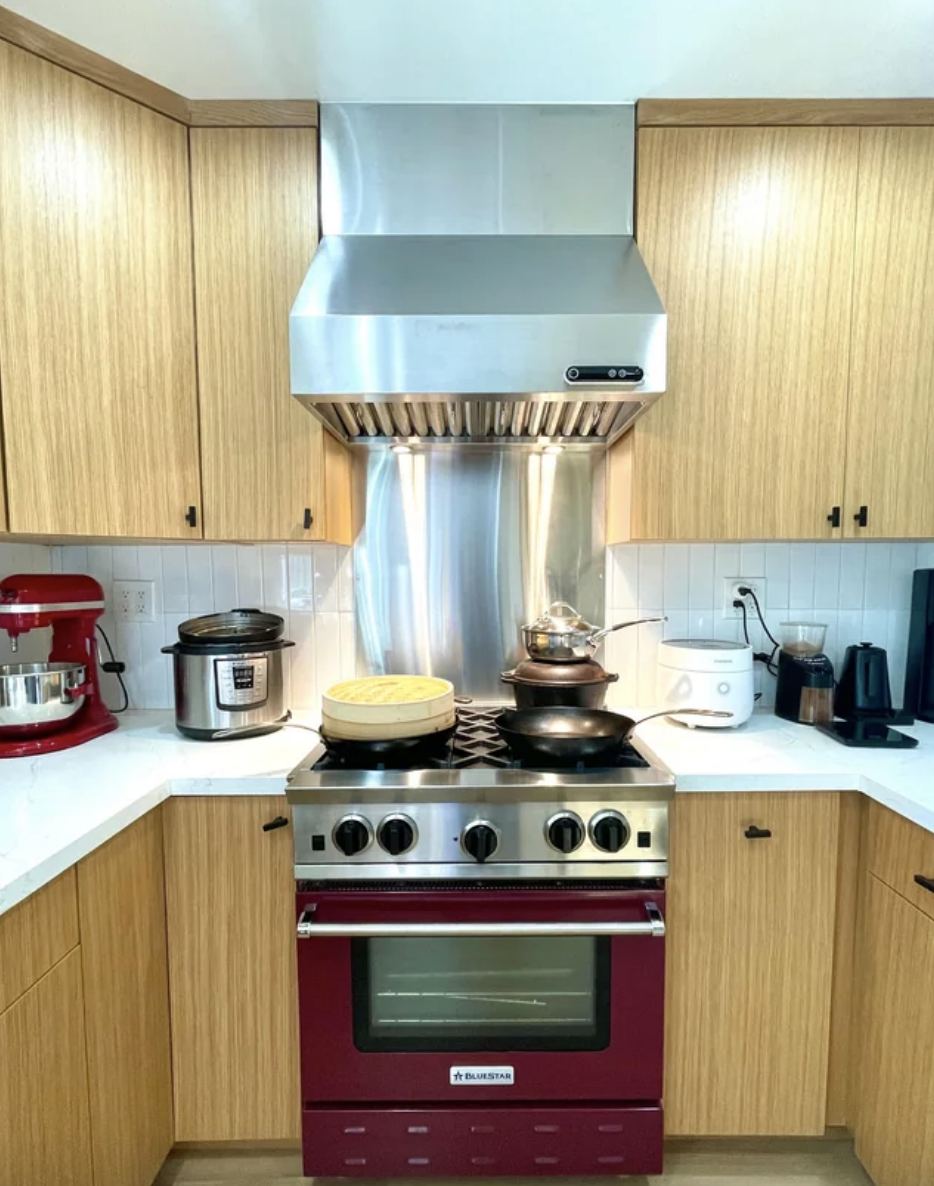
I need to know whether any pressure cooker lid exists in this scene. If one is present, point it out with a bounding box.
[177,609,284,648]
[524,601,595,636]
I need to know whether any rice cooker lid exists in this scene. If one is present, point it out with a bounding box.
[658,638,754,673]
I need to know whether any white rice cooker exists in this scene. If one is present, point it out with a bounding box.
[657,639,754,728]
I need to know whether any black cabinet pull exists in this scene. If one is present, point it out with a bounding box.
[262,815,289,833]
[914,874,934,894]
[853,505,868,528]
[827,506,841,528]
[303,507,313,530]
[185,505,198,528]
[744,825,772,840]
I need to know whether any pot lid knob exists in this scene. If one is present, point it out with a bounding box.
[526,600,594,635]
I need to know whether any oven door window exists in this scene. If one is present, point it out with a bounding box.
[352,936,610,1052]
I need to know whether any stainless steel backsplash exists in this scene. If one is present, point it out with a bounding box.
[355,448,606,701]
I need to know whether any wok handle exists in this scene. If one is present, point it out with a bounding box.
[589,616,668,647]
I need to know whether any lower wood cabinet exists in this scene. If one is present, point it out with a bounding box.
[856,873,934,1186]
[163,796,300,1140]
[664,792,840,1135]
[77,811,173,1186]
[0,948,93,1186]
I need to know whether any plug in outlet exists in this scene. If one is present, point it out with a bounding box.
[722,577,767,620]
[113,580,155,622]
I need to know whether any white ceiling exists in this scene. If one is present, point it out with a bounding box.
[7,0,934,101]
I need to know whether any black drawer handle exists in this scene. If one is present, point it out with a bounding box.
[853,505,868,528]
[914,874,934,894]
[185,505,198,527]
[303,507,313,530]
[827,506,841,528]
[745,825,772,840]
[262,815,289,833]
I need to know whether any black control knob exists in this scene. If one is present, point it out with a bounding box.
[590,811,630,854]
[547,813,584,854]
[333,816,371,856]
[378,815,416,856]
[463,822,499,863]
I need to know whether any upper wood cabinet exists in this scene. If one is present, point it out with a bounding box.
[163,796,300,1140]
[190,127,351,543]
[665,792,840,1135]
[843,128,934,539]
[856,873,934,1186]
[0,43,202,538]
[612,127,859,542]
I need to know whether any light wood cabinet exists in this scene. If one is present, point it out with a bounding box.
[163,796,300,1140]
[856,873,934,1186]
[0,42,202,538]
[0,949,93,1186]
[190,127,353,543]
[843,128,934,538]
[612,127,859,542]
[0,868,77,1014]
[77,812,173,1186]
[664,792,840,1135]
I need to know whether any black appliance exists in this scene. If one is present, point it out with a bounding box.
[774,650,835,725]
[906,569,934,723]
[818,640,917,749]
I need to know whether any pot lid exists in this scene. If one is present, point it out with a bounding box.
[507,656,614,686]
[524,601,596,636]
[177,609,284,648]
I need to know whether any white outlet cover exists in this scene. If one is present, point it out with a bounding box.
[113,579,156,622]
[722,577,767,620]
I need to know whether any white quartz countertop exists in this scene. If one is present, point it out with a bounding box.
[2,708,934,918]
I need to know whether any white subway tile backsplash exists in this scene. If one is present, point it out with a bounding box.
[889,543,917,609]
[339,612,357,679]
[261,545,289,615]
[636,611,665,704]
[917,542,934,570]
[638,546,664,609]
[839,544,867,611]
[86,546,113,594]
[186,548,214,615]
[161,547,189,614]
[288,545,314,612]
[764,544,790,610]
[739,542,765,578]
[862,542,891,611]
[211,546,238,609]
[112,546,139,581]
[610,546,639,608]
[663,545,690,611]
[236,545,263,610]
[688,545,715,611]
[289,611,317,710]
[813,543,841,609]
[314,545,340,613]
[315,611,342,697]
[714,543,740,586]
[338,547,355,613]
[60,544,88,573]
[788,543,816,611]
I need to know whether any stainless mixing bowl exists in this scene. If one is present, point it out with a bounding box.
[0,662,87,735]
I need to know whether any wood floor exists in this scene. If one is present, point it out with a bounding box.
[155,1138,874,1185]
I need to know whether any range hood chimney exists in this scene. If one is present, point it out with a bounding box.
[290,104,666,446]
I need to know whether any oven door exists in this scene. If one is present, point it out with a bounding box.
[296,885,665,1104]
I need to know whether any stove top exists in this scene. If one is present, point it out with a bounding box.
[307,707,651,774]
[287,707,672,882]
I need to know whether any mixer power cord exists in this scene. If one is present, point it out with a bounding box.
[96,624,129,713]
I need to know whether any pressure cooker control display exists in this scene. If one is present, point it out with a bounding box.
[215,657,268,710]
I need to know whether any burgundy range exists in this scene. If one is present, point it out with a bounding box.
[286,707,673,1178]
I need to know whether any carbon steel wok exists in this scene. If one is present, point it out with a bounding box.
[496,705,732,764]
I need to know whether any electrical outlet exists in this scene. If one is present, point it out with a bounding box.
[722,577,767,620]
[113,579,155,622]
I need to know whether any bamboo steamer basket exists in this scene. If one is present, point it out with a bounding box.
[322,676,456,739]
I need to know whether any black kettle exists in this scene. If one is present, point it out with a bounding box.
[835,643,892,720]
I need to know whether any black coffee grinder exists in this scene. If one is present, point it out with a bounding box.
[774,622,835,726]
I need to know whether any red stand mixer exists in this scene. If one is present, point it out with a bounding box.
[0,574,119,758]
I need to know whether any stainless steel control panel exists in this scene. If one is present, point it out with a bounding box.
[214,657,268,709]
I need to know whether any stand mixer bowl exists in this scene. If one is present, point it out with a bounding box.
[0,662,87,737]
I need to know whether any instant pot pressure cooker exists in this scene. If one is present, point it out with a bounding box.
[162,609,293,740]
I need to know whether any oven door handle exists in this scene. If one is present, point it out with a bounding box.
[296,901,665,939]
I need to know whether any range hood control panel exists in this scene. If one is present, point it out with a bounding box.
[565,365,644,385]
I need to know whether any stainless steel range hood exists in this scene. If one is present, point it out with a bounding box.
[290,104,666,446]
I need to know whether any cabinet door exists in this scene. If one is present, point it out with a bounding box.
[191,128,332,541]
[856,874,934,1186]
[163,797,300,1140]
[843,129,934,538]
[0,949,93,1186]
[665,792,839,1134]
[78,812,173,1186]
[629,128,858,541]
[0,43,201,538]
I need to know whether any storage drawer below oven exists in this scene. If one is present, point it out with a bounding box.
[302,1103,663,1177]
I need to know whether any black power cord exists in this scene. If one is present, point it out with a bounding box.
[96,623,129,713]
[734,586,781,677]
